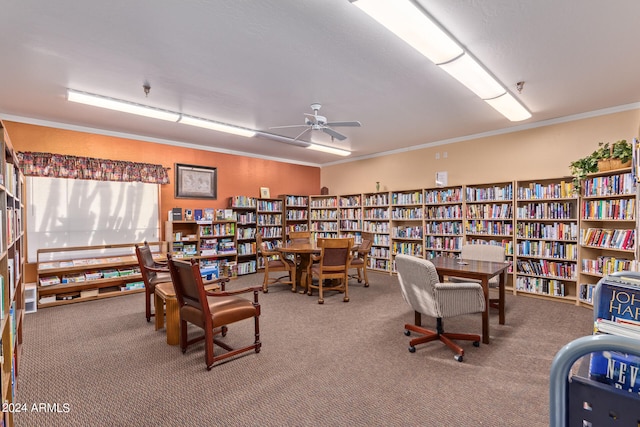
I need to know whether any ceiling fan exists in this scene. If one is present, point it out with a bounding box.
[270,103,361,142]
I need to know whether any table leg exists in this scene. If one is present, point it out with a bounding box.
[481,278,490,344]
[499,270,506,325]
[298,253,311,294]
[155,292,164,331]
[165,298,179,346]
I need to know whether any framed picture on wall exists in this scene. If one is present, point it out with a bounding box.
[175,163,217,199]
[260,187,270,198]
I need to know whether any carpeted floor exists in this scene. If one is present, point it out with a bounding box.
[15,271,593,426]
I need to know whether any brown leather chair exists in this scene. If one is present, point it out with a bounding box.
[166,255,262,370]
[350,232,373,287]
[256,232,295,293]
[308,237,353,304]
[135,241,171,322]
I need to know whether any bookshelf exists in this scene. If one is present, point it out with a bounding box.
[1,123,25,427]
[390,189,424,271]
[280,194,309,238]
[36,242,167,307]
[362,191,392,272]
[423,185,464,259]
[464,181,515,288]
[578,168,637,305]
[256,198,283,268]
[514,178,579,303]
[309,195,339,241]
[338,193,362,244]
[165,220,238,278]
[229,196,257,276]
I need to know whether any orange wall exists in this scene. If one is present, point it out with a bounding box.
[4,121,321,216]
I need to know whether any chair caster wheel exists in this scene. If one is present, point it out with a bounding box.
[408,346,416,353]
[404,330,411,336]
[473,341,480,347]
[454,355,463,362]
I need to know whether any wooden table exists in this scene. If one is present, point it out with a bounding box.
[276,241,320,292]
[154,281,220,345]
[430,256,510,344]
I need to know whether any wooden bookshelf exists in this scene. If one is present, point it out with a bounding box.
[338,193,362,244]
[390,189,424,272]
[514,177,579,304]
[229,196,257,276]
[256,198,283,269]
[577,168,637,306]
[423,185,464,259]
[165,219,238,277]
[362,191,392,272]
[36,242,168,308]
[309,195,339,241]
[0,123,25,426]
[280,194,309,238]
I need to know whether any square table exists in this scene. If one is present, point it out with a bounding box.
[429,256,510,344]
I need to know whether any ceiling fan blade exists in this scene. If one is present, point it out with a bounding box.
[325,121,361,127]
[269,124,309,130]
[293,127,311,141]
[322,127,347,141]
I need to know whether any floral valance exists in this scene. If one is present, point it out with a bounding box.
[17,152,170,184]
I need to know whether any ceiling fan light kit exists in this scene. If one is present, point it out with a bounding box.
[351,0,531,122]
[270,103,361,142]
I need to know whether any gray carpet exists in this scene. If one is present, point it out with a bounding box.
[15,271,592,426]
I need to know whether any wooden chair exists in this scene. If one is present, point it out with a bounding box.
[135,241,171,322]
[395,254,485,362]
[166,255,262,370]
[256,232,295,293]
[288,230,311,243]
[350,232,373,287]
[308,237,353,304]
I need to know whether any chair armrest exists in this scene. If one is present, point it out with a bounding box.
[310,254,321,262]
[435,282,482,291]
[153,259,168,267]
[203,276,229,291]
[205,286,262,297]
[146,265,169,273]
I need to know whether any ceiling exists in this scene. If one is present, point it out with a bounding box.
[1,1,639,166]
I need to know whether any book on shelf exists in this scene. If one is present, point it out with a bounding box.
[39,275,61,286]
[171,207,183,221]
[194,208,203,221]
[588,274,640,393]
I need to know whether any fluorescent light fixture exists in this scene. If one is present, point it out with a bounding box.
[351,0,531,122]
[178,115,256,138]
[306,143,351,157]
[438,54,505,100]
[352,0,462,64]
[67,89,180,122]
[484,92,532,122]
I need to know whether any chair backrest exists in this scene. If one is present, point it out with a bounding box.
[289,230,311,243]
[167,255,210,318]
[317,237,353,273]
[256,232,273,257]
[135,241,158,281]
[461,244,505,263]
[394,254,441,318]
[358,233,374,255]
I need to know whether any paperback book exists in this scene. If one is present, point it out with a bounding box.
[589,275,640,393]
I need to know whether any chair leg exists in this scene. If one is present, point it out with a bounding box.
[318,279,324,304]
[362,266,369,287]
[342,276,349,302]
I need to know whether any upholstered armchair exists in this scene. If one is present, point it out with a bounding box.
[166,255,261,370]
[135,241,171,322]
[395,254,485,362]
[256,232,295,293]
[451,243,507,310]
[308,237,353,304]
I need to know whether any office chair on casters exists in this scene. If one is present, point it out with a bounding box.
[166,255,262,370]
[395,254,485,362]
[135,241,171,322]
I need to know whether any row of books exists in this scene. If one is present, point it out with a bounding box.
[425,205,463,219]
[229,195,257,208]
[392,226,423,239]
[363,208,390,220]
[582,172,635,197]
[424,236,463,251]
[282,195,308,207]
[286,210,308,220]
[391,191,423,205]
[339,208,362,219]
[424,187,463,204]
[310,223,338,232]
[310,197,338,208]
[581,256,639,276]
[340,220,361,231]
[465,220,513,236]
[465,184,513,202]
[465,203,512,219]
[392,242,423,257]
[425,221,463,235]
[515,276,566,296]
[199,222,235,237]
[581,228,635,250]
[39,266,141,286]
[515,201,574,220]
[38,256,133,270]
[516,240,578,260]
[310,209,338,219]
[363,193,390,206]
[516,222,578,241]
[391,207,423,220]
[257,200,283,211]
[516,181,574,200]
[339,195,361,207]
[581,198,635,220]
[256,215,282,226]
[516,259,576,279]
[363,222,391,234]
